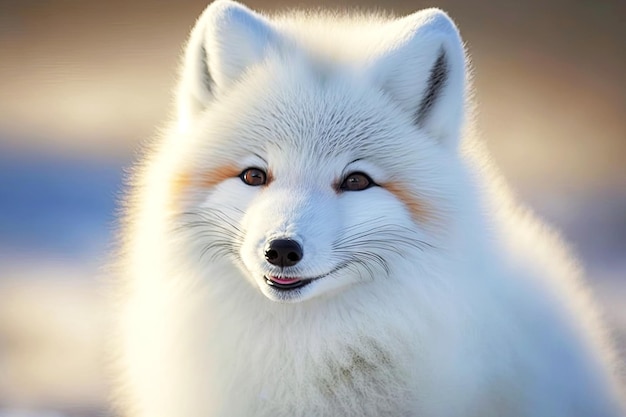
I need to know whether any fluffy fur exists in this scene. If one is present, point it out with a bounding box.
[114,1,625,416]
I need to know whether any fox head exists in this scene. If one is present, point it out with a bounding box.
[162,0,470,303]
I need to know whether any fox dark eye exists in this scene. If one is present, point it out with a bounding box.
[340,172,374,191]
[240,168,267,186]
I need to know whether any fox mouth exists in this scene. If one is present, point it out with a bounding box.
[264,275,313,290]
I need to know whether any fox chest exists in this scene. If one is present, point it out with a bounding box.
[209,336,416,417]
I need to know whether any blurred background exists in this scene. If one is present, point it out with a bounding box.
[0,0,624,416]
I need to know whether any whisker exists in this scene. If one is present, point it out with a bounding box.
[177,208,244,262]
[330,219,434,281]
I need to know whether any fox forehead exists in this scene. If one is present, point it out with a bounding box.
[190,61,431,174]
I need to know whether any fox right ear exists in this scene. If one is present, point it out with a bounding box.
[176,0,278,130]
[368,9,467,148]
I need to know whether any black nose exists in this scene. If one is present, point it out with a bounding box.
[264,239,303,267]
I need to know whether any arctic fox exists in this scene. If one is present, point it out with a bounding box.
[115,1,624,416]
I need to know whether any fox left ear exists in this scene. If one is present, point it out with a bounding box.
[369,9,467,147]
[176,0,279,130]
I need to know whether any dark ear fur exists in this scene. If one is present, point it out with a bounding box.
[415,50,448,126]
[198,44,214,96]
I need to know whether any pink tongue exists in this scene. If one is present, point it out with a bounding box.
[270,276,300,284]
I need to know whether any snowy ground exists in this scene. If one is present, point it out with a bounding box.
[0,152,121,416]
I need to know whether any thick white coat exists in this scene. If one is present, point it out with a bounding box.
[115,1,625,416]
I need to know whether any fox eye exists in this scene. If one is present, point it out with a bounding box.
[240,168,267,186]
[340,172,374,192]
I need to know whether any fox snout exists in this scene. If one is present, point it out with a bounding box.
[264,238,303,267]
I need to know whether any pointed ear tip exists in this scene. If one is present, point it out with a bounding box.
[406,8,460,38]
[419,7,453,18]
[203,0,253,26]
[418,8,456,23]
[207,0,244,12]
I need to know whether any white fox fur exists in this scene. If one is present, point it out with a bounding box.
[114,1,625,416]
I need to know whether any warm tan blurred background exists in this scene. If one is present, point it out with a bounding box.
[0,0,625,416]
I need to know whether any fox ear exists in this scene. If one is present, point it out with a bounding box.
[369,9,467,147]
[176,0,277,128]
